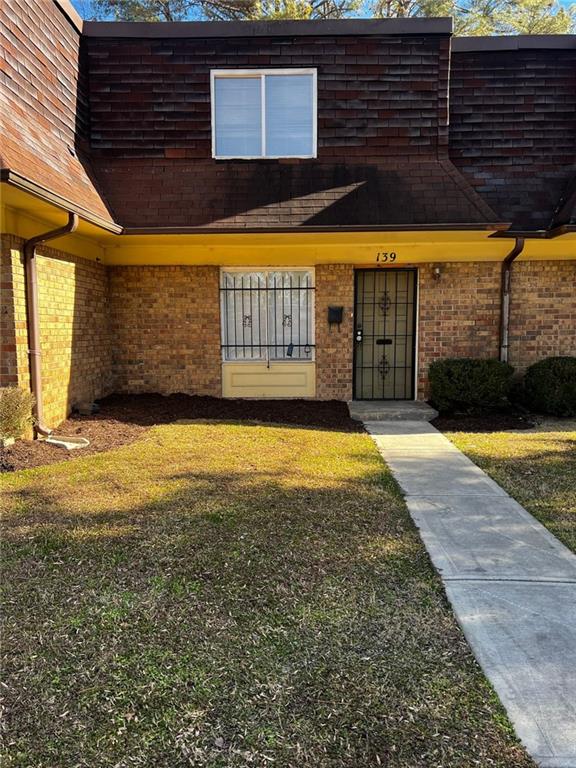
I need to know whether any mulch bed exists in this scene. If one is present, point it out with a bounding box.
[0,393,362,473]
[431,410,535,433]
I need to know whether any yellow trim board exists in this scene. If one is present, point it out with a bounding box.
[222,362,316,398]
[3,183,576,265]
[104,233,576,265]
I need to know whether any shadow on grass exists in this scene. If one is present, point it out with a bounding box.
[2,425,533,768]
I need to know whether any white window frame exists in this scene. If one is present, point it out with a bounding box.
[210,69,318,160]
[220,267,316,363]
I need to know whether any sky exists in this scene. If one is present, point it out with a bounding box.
[71,0,574,21]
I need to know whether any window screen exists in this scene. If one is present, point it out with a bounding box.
[212,71,316,159]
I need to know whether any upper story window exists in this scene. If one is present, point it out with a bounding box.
[211,70,317,160]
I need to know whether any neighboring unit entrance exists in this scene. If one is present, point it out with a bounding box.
[353,269,417,400]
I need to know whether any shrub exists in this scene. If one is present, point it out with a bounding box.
[0,387,35,440]
[519,357,576,417]
[429,358,514,413]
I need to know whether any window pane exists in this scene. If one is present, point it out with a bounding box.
[268,271,314,360]
[214,77,262,157]
[221,272,266,360]
[265,75,314,157]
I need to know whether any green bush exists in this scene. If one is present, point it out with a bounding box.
[519,357,576,417]
[0,387,35,440]
[429,358,514,413]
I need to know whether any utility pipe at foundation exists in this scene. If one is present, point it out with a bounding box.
[23,212,79,437]
[499,236,525,364]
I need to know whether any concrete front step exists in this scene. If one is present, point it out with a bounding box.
[348,400,438,422]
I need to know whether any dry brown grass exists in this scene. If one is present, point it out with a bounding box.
[2,422,533,767]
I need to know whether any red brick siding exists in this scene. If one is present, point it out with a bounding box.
[108,266,222,396]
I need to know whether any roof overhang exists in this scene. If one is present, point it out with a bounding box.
[122,222,510,236]
[53,0,83,33]
[452,34,576,52]
[1,170,122,234]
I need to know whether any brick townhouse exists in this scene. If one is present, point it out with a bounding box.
[1,0,575,428]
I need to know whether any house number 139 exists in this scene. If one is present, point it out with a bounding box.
[376,252,397,263]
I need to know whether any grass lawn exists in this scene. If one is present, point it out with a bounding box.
[447,422,576,554]
[2,422,533,767]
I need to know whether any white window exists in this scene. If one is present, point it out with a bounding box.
[211,70,317,159]
[220,270,315,361]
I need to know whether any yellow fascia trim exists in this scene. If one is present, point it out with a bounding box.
[222,361,316,398]
[104,230,521,265]
[519,236,576,261]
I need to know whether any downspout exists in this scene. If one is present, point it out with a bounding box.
[23,213,79,437]
[499,236,525,364]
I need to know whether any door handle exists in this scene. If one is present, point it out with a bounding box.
[355,328,363,343]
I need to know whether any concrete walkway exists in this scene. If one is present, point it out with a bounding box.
[366,421,576,768]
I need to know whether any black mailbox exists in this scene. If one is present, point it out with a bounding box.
[328,306,344,325]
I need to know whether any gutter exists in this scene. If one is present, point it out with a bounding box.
[122,222,510,236]
[499,236,525,364]
[1,170,122,234]
[23,213,79,437]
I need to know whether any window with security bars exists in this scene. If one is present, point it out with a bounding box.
[220,270,315,362]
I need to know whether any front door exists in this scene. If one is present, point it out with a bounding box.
[353,269,417,400]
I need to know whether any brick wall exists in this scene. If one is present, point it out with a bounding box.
[415,260,576,398]
[315,264,354,400]
[509,261,576,371]
[0,235,28,392]
[108,266,222,396]
[416,262,501,397]
[2,244,573,418]
[0,234,113,427]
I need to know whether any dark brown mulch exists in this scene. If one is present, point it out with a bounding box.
[431,410,535,433]
[0,393,362,473]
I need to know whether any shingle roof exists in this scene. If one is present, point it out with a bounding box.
[449,43,576,230]
[0,0,115,226]
[2,4,574,233]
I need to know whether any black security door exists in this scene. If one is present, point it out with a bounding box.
[353,269,417,400]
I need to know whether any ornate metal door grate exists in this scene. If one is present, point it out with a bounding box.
[353,269,417,400]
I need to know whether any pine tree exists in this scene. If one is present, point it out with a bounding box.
[371,0,575,34]
[87,0,576,31]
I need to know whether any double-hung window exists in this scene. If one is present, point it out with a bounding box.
[211,70,317,159]
[220,270,315,362]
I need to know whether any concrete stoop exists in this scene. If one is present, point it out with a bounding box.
[348,400,438,422]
